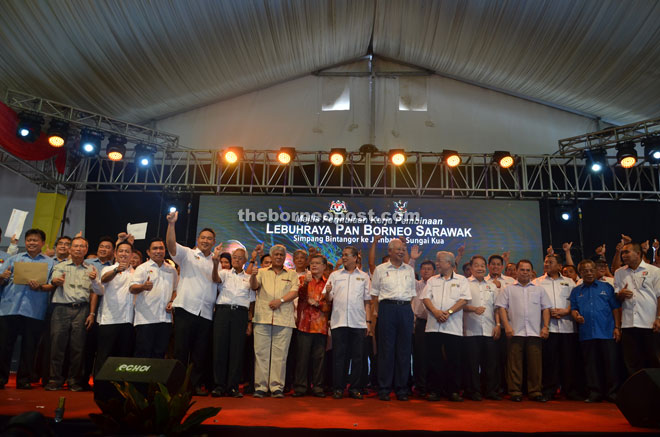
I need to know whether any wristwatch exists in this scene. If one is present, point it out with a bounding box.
[280,298,285,304]
[448,309,454,315]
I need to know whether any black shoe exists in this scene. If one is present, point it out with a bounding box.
[530,395,547,403]
[194,387,209,396]
[253,390,266,398]
[313,390,326,398]
[332,390,343,399]
[396,393,409,401]
[378,393,390,401]
[211,387,225,397]
[585,394,603,403]
[510,395,523,402]
[69,384,85,392]
[16,382,32,390]
[485,392,502,401]
[292,391,305,398]
[449,392,463,402]
[427,392,441,402]
[45,382,62,391]
[349,390,363,399]
[271,390,285,398]
[228,389,243,398]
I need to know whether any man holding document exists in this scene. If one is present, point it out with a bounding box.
[0,229,54,389]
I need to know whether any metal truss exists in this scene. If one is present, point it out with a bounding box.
[558,116,660,156]
[3,147,658,201]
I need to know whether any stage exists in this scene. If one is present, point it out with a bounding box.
[0,381,656,435]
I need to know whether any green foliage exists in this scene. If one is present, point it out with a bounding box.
[89,364,220,435]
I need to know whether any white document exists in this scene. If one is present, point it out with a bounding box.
[5,209,28,238]
[127,222,148,240]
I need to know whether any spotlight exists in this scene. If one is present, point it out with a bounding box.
[561,212,571,221]
[16,112,44,143]
[389,149,406,166]
[584,148,608,173]
[47,119,69,147]
[616,141,637,168]
[642,136,660,164]
[442,149,461,167]
[79,129,104,156]
[329,148,347,166]
[135,143,157,167]
[493,151,514,169]
[277,147,296,165]
[106,135,127,161]
[168,206,177,213]
[221,147,243,164]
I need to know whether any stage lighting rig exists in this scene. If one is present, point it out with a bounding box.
[584,148,608,173]
[16,112,44,143]
[642,136,660,164]
[493,151,514,169]
[80,129,104,156]
[221,147,243,164]
[616,141,637,168]
[135,143,157,167]
[106,135,127,161]
[277,147,296,165]
[47,119,69,147]
[329,148,347,166]
[442,150,461,167]
[389,149,406,166]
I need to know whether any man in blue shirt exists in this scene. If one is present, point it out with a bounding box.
[0,229,55,389]
[570,259,622,403]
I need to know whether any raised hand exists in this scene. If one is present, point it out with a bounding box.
[621,234,632,244]
[10,234,18,245]
[562,241,573,252]
[373,235,382,243]
[457,244,465,257]
[619,282,633,299]
[595,244,606,256]
[75,230,83,238]
[212,244,223,262]
[88,266,97,281]
[410,245,421,260]
[143,275,153,291]
[166,211,178,223]
[116,261,130,272]
[43,243,55,258]
[501,251,510,263]
[546,245,554,256]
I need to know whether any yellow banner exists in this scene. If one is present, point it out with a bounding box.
[32,192,67,249]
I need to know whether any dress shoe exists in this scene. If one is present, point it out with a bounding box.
[45,382,62,391]
[530,395,547,403]
[378,393,391,401]
[253,390,266,398]
[485,393,502,401]
[69,384,85,392]
[332,390,343,399]
[292,391,305,398]
[349,390,363,399]
[510,395,523,402]
[585,394,603,403]
[271,390,285,398]
[228,389,243,398]
[313,390,326,398]
[427,393,441,402]
[449,392,464,402]
[211,387,225,397]
[193,387,209,396]
[16,382,32,390]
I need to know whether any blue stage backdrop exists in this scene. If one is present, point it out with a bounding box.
[197,196,543,271]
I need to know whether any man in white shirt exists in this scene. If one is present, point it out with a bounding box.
[463,255,501,401]
[211,246,255,398]
[371,239,417,401]
[166,210,217,396]
[614,242,660,375]
[496,259,551,402]
[130,238,177,359]
[534,254,581,400]
[422,251,470,402]
[412,260,435,397]
[487,254,515,395]
[325,246,372,399]
[95,241,135,375]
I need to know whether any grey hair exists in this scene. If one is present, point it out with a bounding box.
[436,251,456,267]
[232,247,247,258]
[269,244,287,257]
[388,239,404,250]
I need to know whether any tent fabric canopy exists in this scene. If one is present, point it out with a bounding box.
[0,0,658,126]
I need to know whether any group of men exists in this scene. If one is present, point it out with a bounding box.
[1,216,659,405]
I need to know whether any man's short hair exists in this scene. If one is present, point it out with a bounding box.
[269,244,286,257]
[419,260,435,270]
[470,255,487,266]
[343,246,358,257]
[516,259,534,270]
[624,242,642,255]
[260,254,271,264]
[577,259,596,272]
[98,236,114,247]
[232,247,247,258]
[436,251,456,267]
[148,237,165,249]
[488,254,504,265]
[545,254,561,264]
[72,236,89,246]
[199,227,216,238]
[309,254,327,265]
[25,228,46,241]
[293,249,308,258]
[116,241,134,252]
[55,236,72,245]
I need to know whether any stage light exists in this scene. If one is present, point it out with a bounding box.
[442,149,461,167]
[106,135,127,161]
[616,141,637,168]
[642,136,660,164]
[329,148,347,166]
[584,148,608,173]
[277,147,296,165]
[79,129,104,156]
[168,206,177,213]
[221,147,243,164]
[561,212,571,221]
[493,151,514,169]
[16,112,44,143]
[135,143,157,167]
[389,149,406,166]
[47,119,69,147]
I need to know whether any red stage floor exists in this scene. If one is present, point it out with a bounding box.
[0,383,655,434]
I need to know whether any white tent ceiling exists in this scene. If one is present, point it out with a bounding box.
[1,0,659,126]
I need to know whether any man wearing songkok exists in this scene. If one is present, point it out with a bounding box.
[250,244,299,398]
[130,238,177,359]
[46,236,102,391]
[210,246,255,398]
[422,251,470,402]
[166,210,217,395]
[325,246,371,399]
[570,259,621,403]
[496,260,551,402]
[463,255,501,401]
[371,238,417,401]
[614,242,660,375]
[0,229,54,389]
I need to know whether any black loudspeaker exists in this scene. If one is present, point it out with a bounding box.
[616,368,660,428]
[94,357,185,406]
